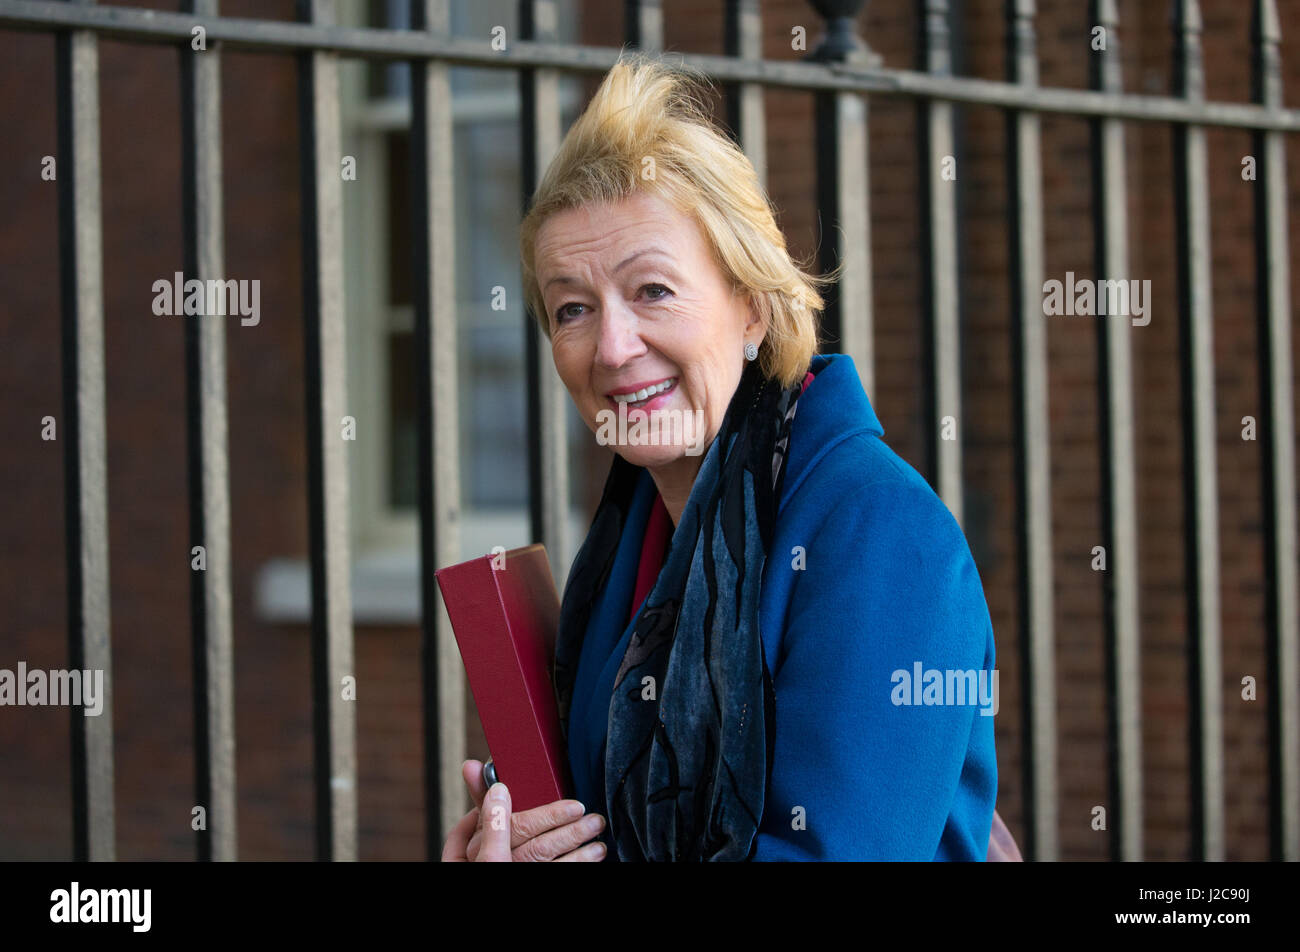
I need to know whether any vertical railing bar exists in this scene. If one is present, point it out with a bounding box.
[625,0,663,52]
[808,5,876,397]
[1172,0,1224,863]
[920,0,963,525]
[1089,0,1143,862]
[1252,0,1299,863]
[296,0,357,862]
[830,91,873,394]
[56,0,114,864]
[724,0,766,188]
[412,0,465,852]
[181,0,237,862]
[521,0,570,591]
[1006,0,1057,861]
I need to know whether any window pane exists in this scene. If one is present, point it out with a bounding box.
[387,130,412,308]
[452,102,526,510]
[382,43,585,517]
[367,0,409,99]
[387,330,418,509]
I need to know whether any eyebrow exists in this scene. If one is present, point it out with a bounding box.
[542,247,673,293]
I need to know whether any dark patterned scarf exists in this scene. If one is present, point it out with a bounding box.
[553,360,807,861]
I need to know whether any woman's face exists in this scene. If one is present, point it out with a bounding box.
[534,191,763,471]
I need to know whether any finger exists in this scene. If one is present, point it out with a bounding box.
[553,840,608,863]
[440,807,480,862]
[466,805,487,862]
[508,799,589,845]
[466,819,484,863]
[468,796,588,855]
[463,806,490,862]
[474,783,513,862]
[469,797,586,853]
[512,812,605,863]
[462,760,489,810]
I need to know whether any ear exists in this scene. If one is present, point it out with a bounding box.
[742,290,767,343]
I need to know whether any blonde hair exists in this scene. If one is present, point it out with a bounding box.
[518,50,840,389]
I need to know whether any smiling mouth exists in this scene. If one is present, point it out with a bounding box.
[608,377,677,409]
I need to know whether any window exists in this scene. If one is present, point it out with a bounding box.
[257,0,589,622]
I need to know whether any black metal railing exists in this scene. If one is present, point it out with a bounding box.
[3,0,1295,863]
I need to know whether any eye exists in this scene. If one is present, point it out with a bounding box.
[554,301,586,323]
[553,284,671,324]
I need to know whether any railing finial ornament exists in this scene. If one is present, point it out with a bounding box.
[805,0,880,66]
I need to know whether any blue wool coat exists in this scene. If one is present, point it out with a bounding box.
[564,352,998,860]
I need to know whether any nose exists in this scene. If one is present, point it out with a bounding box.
[592,301,646,370]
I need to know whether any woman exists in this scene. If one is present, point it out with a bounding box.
[442,51,1000,862]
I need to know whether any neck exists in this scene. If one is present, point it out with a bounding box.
[646,455,705,529]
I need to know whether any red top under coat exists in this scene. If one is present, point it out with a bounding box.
[627,369,816,624]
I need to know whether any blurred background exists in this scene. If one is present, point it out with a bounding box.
[1,0,1297,861]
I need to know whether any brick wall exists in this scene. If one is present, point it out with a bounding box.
[0,0,1295,861]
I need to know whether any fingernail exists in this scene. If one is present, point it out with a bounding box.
[566,801,585,819]
[487,782,507,803]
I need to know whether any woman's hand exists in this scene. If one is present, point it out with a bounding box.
[440,759,608,862]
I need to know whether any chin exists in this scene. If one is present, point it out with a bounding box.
[616,444,689,470]
[584,391,712,466]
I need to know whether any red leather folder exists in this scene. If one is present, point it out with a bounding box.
[435,544,573,812]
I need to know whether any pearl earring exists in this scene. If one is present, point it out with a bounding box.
[744,341,758,362]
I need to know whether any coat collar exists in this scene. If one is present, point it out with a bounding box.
[780,353,883,506]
